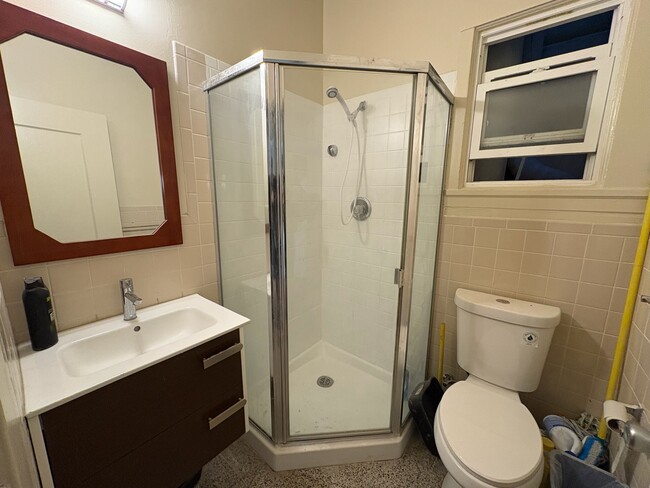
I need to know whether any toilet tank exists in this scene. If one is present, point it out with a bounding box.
[455,288,561,392]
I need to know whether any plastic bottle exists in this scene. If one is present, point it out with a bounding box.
[22,277,58,351]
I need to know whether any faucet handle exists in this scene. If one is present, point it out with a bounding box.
[120,278,134,293]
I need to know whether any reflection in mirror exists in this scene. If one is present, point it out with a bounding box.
[0,34,164,243]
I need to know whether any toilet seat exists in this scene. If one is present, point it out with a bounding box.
[435,378,542,487]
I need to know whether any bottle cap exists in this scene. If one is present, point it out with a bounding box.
[24,277,45,290]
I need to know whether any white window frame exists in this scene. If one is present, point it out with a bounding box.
[466,0,630,184]
[470,52,614,159]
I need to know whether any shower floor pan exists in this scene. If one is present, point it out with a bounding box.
[246,341,411,470]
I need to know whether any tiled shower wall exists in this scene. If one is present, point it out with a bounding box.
[429,216,639,421]
[611,247,650,487]
[320,83,412,372]
[284,91,324,361]
[0,41,222,342]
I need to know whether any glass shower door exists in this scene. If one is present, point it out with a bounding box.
[281,66,415,437]
[401,79,451,422]
[208,69,273,437]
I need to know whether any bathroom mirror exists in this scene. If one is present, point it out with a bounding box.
[0,2,181,265]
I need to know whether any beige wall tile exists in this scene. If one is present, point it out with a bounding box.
[469,266,494,287]
[474,227,500,248]
[606,311,623,335]
[524,231,555,254]
[616,262,633,288]
[553,233,588,258]
[610,287,628,313]
[492,270,519,292]
[546,278,579,303]
[89,256,126,287]
[506,219,546,231]
[92,284,123,318]
[472,247,496,268]
[585,235,624,261]
[563,348,598,376]
[450,245,473,265]
[568,328,603,355]
[181,266,204,292]
[52,290,95,331]
[621,238,639,263]
[592,223,641,237]
[576,282,613,310]
[0,266,50,303]
[453,226,475,245]
[472,218,506,228]
[521,253,551,276]
[201,244,217,265]
[445,216,473,226]
[572,305,608,333]
[546,221,592,234]
[195,158,211,181]
[449,263,471,282]
[498,229,526,251]
[49,261,91,294]
[179,246,203,269]
[518,274,547,296]
[549,256,583,281]
[495,250,522,272]
[580,259,618,286]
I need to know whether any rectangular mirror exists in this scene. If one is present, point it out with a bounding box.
[0,3,182,264]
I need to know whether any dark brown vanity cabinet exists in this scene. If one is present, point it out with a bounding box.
[36,330,246,488]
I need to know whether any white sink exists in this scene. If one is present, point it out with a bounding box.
[58,308,217,377]
[19,294,249,417]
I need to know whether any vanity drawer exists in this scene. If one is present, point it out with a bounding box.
[40,330,242,488]
[79,396,246,488]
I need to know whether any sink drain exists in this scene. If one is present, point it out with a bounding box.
[316,375,334,388]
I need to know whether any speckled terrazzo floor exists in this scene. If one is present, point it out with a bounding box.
[198,434,447,487]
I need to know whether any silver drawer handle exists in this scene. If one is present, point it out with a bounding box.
[208,398,247,431]
[202,343,243,369]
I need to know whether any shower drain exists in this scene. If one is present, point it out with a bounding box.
[316,375,334,388]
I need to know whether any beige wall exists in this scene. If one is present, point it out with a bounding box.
[0,1,323,342]
[611,249,650,488]
[431,215,639,422]
[324,0,650,220]
[6,0,323,67]
[326,0,650,421]
[0,283,39,488]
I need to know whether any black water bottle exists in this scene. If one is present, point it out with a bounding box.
[22,277,58,351]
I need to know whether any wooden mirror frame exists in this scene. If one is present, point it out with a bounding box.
[0,2,182,265]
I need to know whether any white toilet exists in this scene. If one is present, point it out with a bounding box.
[434,288,561,488]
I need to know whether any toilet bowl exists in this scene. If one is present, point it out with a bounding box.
[434,376,543,488]
[434,289,560,488]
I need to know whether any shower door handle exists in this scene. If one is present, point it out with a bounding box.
[394,268,404,287]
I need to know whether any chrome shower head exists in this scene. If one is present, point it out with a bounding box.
[326,86,339,98]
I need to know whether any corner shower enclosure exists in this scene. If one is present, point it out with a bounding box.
[205,51,452,467]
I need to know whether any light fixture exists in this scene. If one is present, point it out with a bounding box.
[89,0,127,13]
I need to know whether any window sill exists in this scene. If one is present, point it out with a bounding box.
[444,186,647,223]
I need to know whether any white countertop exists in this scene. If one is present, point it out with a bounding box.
[19,294,249,418]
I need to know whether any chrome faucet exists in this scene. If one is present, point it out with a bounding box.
[120,278,142,321]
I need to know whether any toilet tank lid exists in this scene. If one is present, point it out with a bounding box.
[455,288,560,329]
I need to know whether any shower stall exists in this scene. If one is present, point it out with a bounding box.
[205,51,452,469]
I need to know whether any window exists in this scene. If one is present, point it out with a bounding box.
[467,2,627,183]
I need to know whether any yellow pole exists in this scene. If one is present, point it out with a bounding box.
[438,322,446,380]
[598,193,650,439]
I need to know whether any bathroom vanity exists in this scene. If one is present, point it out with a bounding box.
[19,295,249,488]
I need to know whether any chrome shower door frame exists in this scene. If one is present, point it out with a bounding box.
[205,51,454,447]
